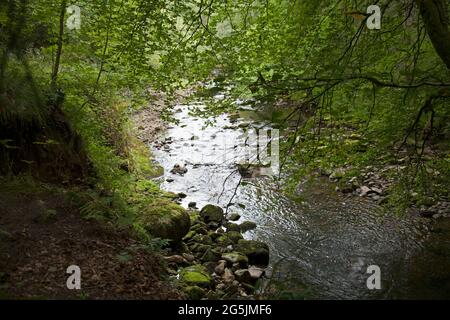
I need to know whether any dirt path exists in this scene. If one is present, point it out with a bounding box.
[0,188,183,300]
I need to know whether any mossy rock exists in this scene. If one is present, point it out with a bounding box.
[200,204,224,223]
[208,231,221,241]
[228,213,241,221]
[183,230,197,242]
[180,265,212,288]
[225,222,241,232]
[236,239,269,266]
[222,252,248,268]
[239,221,257,233]
[137,199,190,243]
[200,248,222,262]
[183,285,206,300]
[195,244,213,253]
[215,234,233,247]
[226,231,243,243]
[189,211,200,224]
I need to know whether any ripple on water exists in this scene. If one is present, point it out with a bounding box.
[152,103,450,299]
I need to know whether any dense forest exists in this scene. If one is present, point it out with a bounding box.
[0,0,449,300]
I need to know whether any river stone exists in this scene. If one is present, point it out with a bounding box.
[228,213,241,221]
[216,234,233,247]
[200,204,224,223]
[207,221,220,229]
[226,222,241,232]
[198,234,213,245]
[222,252,249,268]
[183,285,206,300]
[183,229,196,242]
[180,265,212,288]
[248,266,265,279]
[236,239,269,266]
[182,253,195,262]
[208,231,221,241]
[195,244,212,253]
[171,163,188,175]
[226,231,244,243]
[188,202,197,209]
[222,268,235,283]
[138,200,190,243]
[214,260,226,275]
[203,261,217,274]
[234,269,253,284]
[360,186,371,197]
[200,248,222,262]
[239,221,257,233]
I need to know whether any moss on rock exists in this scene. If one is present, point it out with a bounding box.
[137,199,190,243]
[200,204,224,223]
[236,239,269,266]
[180,265,212,288]
[221,252,249,268]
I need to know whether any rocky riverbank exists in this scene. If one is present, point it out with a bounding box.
[164,204,269,300]
[327,163,450,219]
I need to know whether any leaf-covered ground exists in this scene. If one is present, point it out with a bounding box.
[0,188,183,300]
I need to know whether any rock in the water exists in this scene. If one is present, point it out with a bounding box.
[225,222,241,232]
[137,200,190,243]
[180,264,212,288]
[226,231,243,243]
[188,202,197,209]
[239,221,257,233]
[200,204,224,223]
[222,252,249,268]
[236,239,269,266]
[171,163,188,175]
[228,213,241,221]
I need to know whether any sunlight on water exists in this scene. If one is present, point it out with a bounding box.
[151,96,450,299]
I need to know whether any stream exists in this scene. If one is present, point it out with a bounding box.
[150,87,450,299]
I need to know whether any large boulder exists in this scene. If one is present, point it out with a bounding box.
[137,199,190,243]
[200,204,224,223]
[236,239,269,266]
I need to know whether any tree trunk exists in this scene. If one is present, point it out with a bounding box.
[51,0,67,89]
[417,0,450,69]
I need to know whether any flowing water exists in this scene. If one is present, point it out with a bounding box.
[151,89,450,300]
